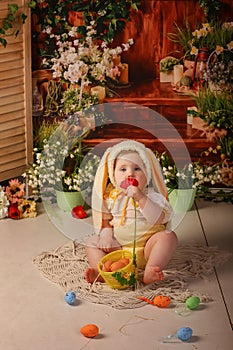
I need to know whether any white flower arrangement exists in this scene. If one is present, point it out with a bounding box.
[42,22,134,89]
[156,151,222,193]
[25,123,100,197]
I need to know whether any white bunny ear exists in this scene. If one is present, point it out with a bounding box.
[146,148,168,200]
[91,148,111,234]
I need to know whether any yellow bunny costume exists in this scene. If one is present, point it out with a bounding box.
[92,140,173,268]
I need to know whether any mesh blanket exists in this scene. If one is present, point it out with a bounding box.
[33,240,232,309]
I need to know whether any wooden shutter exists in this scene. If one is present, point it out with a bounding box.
[0,0,32,182]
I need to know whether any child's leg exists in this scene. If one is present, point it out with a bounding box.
[143,230,178,284]
[85,235,106,283]
[85,235,121,283]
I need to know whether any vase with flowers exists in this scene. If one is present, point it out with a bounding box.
[155,151,222,212]
[26,114,100,211]
[40,22,134,113]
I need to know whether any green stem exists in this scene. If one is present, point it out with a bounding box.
[132,197,137,266]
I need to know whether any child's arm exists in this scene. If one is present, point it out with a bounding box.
[126,186,166,225]
[96,219,117,253]
[138,194,165,225]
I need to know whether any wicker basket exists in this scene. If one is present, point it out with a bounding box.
[98,250,137,289]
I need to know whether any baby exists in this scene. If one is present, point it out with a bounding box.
[85,140,177,285]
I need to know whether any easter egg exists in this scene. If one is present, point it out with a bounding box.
[80,324,99,338]
[154,295,171,308]
[185,296,200,310]
[110,261,126,272]
[119,257,130,265]
[176,326,193,341]
[102,260,113,272]
[64,291,76,305]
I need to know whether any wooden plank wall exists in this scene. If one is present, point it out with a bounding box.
[114,0,233,81]
[0,0,32,182]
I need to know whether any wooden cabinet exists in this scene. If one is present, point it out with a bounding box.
[0,1,32,182]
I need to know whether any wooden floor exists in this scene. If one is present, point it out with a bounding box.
[0,199,232,349]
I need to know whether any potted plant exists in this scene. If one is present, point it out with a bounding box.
[25,116,100,211]
[159,56,180,83]
[194,88,233,163]
[155,151,222,212]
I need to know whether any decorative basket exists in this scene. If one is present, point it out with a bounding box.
[206,49,233,93]
[98,250,137,289]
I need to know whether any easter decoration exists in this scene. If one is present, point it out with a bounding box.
[137,295,171,308]
[175,295,200,316]
[64,291,77,305]
[80,324,99,338]
[161,326,193,343]
[72,205,87,219]
[97,177,138,289]
[0,186,9,219]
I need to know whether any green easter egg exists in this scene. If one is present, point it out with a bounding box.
[185,296,200,310]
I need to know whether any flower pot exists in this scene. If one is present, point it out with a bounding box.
[56,190,85,212]
[168,188,196,213]
[184,59,195,78]
[160,70,174,83]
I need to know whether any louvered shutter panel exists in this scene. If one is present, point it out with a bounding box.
[0,1,32,182]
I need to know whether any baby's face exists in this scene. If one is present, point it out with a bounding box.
[114,152,147,190]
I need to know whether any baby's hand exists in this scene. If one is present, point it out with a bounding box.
[97,228,116,253]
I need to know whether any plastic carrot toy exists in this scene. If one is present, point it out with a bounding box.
[137,295,171,308]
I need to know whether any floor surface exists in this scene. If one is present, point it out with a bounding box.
[0,198,232,350]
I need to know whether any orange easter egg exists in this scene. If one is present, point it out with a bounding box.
[154,295,171,308]
[119,257,130,265]
[103,260,113,272]
[80,324,99,338]
[110,261,126,272]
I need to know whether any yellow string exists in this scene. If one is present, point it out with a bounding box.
[119,196,130,226]
[107,188,138,226]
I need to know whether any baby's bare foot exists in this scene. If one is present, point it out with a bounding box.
[143,265,164,285]
[85,267,104,283]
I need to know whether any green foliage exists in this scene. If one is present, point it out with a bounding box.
[62,88,98,115]
[33,120,59,151]
[193,88,233,130]
[198,0,222,22]
[193,88,233,161]
[160,57,180,72]
[30,0,140,59]
[112,271,137,287]
[73,0,140,43]
[166,20,194,60]
[0,4,27,47]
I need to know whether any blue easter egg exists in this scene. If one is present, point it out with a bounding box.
[177,327,193,341]
[64,291,76,305]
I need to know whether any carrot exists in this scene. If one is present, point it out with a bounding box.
[137,295,154,305]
